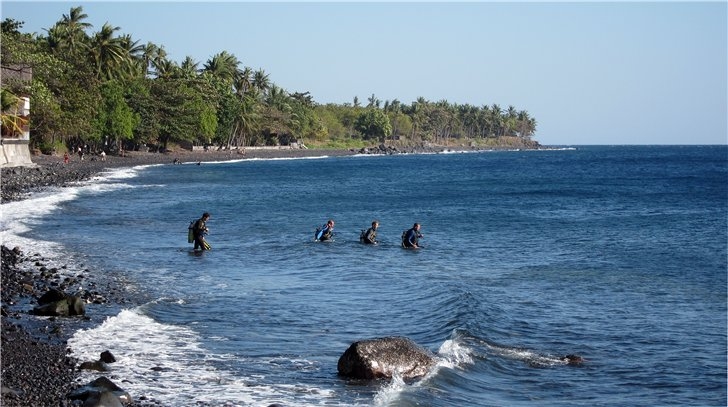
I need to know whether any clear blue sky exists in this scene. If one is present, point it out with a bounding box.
[2,1,726,145]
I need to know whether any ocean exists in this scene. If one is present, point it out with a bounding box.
[2,145,726,406]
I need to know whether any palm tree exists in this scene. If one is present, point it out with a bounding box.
[203,51,240,83]
[118,34,144,79]
[179,56,199,78]
[59,6,92,55]
[153,58,179,79]
[490,104,503,138]
[234,67,253,95]
[251,69,270,94]
[141,42,167,77]
[89,23,125,80]
[367,93,380,108]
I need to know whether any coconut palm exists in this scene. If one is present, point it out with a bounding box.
[89,23,125,80]
[234,67,253,96]
[56,6,92,55]
[251,69,270,94]
[203,51,240,83]
[179,56,200,78]
[118,34,144,79]
[140,42,167,77]
[153,58,179,79]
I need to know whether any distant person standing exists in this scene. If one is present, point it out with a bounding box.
[77,146,84,161]
[360,220,379,245]
[100,150,106,161]
[315,219,335,241]
[63,152,69,164]
[192,212,212,251]
[402,223,423,249]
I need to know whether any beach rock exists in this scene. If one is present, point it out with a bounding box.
[37,288,66,305]
[79,360,111,372]
[100,350,117,363]
[337,336,437,380]
[68,376,132,406]
[32,289,85,316]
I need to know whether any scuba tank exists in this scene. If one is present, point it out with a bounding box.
[188,220,195,243]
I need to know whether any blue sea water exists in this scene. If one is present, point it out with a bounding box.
[2,146,726,406]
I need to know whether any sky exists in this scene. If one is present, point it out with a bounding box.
[1,1,726,146]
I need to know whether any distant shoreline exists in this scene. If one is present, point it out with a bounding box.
[1,142,544,203]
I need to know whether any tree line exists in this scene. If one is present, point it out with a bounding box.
[0,7,538,154]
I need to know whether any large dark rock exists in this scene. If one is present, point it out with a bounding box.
[32,289,85,316]
[337,336,437,380]
[68,376,132,406]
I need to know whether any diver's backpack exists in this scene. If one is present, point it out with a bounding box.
[360,229,366,243]
[188,220,195,243]
[401,230,407,247]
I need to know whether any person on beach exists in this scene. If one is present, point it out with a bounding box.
[77,146,84,161]
[192,212,211,251]
[402,223,423,249]
[360,220,379,245]
[100,150,106,161]
[63,152,69,164]
[315,219,335,241]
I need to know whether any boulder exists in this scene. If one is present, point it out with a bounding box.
[337,336,437,380]
[68,376,132,406]
[79,360,110,372]
[38,288,66,305]
[100,350,117,363]
[32,289,85,316]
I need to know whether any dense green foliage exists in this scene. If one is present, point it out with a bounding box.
[1,8,537,153]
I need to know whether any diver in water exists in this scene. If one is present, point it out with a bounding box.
[315,219,335,241]
[360,220,379,245]
[402,223,423,249]
[192,212,211,250]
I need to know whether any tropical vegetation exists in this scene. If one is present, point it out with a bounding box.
[0,7,538,154]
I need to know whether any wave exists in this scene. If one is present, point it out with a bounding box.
[68,306,351,406]
[1,166,142,243]
[372,333,475,406]
[190,155,332,165]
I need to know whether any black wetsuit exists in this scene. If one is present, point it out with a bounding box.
[362,227,377,244]
[403,228,420,248]
[193,218,209,250]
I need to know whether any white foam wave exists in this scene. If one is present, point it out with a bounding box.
[68,308,346,406]
[371,338,474,406]
[373,373,407,406]
[437,338,475,368]
[186,155,332,165]
[483,341,570,367]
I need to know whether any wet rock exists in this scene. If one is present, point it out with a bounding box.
[68,376,132,406]
[32,290,85,317]
[337,336,437,380]
[80,360,111,372]
[100,350,117,363]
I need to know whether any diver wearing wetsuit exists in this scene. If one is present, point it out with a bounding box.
[193,212,211,250]
[316,219,335,241]
[361,220,379,244]
[402,223,423,249]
